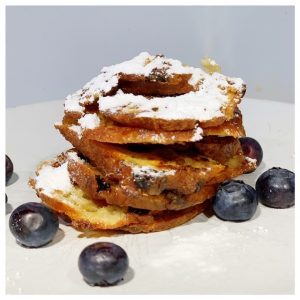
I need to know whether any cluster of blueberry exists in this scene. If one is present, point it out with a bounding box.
[213,137,294,222]
[5,136,295,287]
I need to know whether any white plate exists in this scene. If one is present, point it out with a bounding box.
[6,98,294,294]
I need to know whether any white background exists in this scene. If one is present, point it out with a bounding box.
[6,5,294,107]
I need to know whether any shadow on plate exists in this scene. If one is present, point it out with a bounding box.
[6,203,13,215]
[179,200,213,229]
[57,214,125,239]
[6,173,19,186]
[239,161,267,187]
[77,230,124,238]
[73,266,134,289]
[44,228,65,247]
[251,203,262,221]
[14,229,65,249]
[116,266,135,286]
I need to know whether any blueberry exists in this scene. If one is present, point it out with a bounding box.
[9,202,59,248]
[239,137,263,167]
[213,180,258,221]
[6,155,14,183]
[78,242,129,286]
[256,167,295,208]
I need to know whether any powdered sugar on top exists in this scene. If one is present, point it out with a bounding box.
[69,125,83,138]
[100,52,198,79]
[64,52,245,115]
[35,162,72,196]
[99,90,225,122]
[68,114,100,139]
[98,66,244,122]
[78,113,100,129]
[64,96,84,113]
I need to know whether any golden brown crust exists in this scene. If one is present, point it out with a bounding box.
[101,111,227,131]
[60,109,246,146]
[66,154,218,211]
[85,125,201,144]
[104,185,216,211]
[121,202,209,233]
[61,104,246,145]
[195,136,242,164]
[55,125,225,195]
[31,177,209,233]
[65,149,254,211]
[79,141,222,196]
[56,124,255,196]
[202,109,245,138]
[35,190,128,230]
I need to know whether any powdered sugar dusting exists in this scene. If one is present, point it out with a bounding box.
[148,225,232,272]
[69,125,83,138]
[151,133,166,143]
[131,165,176,178]
[64,97,84,114]
[78,113,100,129]
[99,90,225,122]
[101,52,199,78]
[190,125,203,142]
[252,225,268,236]
[64,52,245,115]
[68,114,100,138]
[35,163,72,196]
[66,151,84,163]
[145,223,272,275]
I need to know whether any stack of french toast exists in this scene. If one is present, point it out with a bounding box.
[30,52,256,233]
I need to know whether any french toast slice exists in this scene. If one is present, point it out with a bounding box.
[60,149,218,211]
[98,84,244,131]
[59,109,246,145]
[29,158,209,233]
[56,125,256,196]
[64,52,246,131]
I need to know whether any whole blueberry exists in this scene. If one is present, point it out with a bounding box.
[6,155,14,183]
[213,180,258,222]
[239,137,263,167]
[78,242,129,286]
[9,202,59,248]
[256,167,295,208]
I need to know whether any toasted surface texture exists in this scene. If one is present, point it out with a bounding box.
[56,125,256,196]
[59,109,246,145]
[63,149,218,211]
[30,158,209,233]
[37,190,209,233]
